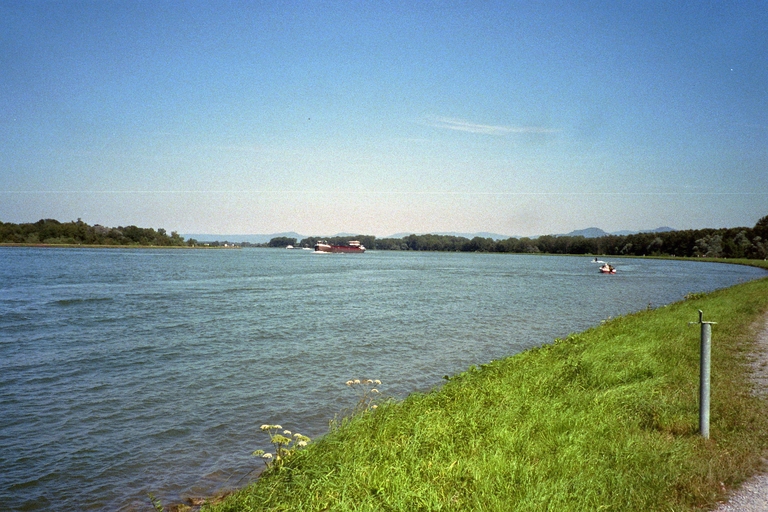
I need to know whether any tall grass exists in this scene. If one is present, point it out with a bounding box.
[204,275,768,511]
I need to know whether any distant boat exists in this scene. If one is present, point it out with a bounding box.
[314,240,366,253]
[599,263,616,274]
[285,245,294,249]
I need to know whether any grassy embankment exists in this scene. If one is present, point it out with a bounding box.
[201,261,768,512]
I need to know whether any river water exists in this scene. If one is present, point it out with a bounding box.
[0,247,764,510]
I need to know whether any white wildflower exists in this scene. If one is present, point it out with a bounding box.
[260,424,270,431]
[283,430,291,435]
[262,453,273,459]
[374,380,381,385]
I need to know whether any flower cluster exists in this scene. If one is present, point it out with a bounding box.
[345,378,382,412]
[252,424,311,468]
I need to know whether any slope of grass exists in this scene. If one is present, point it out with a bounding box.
[204,275,768,512]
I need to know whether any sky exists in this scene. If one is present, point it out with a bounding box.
[1,1,766,238]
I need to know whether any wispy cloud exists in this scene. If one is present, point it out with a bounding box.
[424,116,558,135]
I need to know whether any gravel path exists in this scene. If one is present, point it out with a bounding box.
[712,312,768,512]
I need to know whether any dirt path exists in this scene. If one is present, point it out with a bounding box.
[713,312,768,511]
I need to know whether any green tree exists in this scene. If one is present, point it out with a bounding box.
[694,233,723,258]
[754,215,768,240]
[268,237,297,247]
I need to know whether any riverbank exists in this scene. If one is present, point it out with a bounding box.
[199,270,768,511]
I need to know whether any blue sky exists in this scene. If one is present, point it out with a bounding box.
[2,1,766,237]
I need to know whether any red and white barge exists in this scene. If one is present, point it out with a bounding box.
[314,240,366,253]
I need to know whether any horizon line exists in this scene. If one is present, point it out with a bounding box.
[3,191,765,196]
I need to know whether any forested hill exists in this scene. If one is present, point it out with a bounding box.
[289,215,768,259]
[0,219,190,246]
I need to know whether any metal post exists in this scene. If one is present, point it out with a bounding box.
[694,310,716,439]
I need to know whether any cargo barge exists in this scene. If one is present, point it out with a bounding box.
[314,240,366,253]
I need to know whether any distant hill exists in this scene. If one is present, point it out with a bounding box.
[612,226,676,236]
[386,231,513,240]
[181,232,306,244]
[558,227,676,238]
[561,227,610,238]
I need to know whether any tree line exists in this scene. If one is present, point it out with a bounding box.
[4,215,767,258]
[0,219,189,246]
[275,215,768,259]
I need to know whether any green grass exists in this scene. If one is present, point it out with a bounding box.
[203,273,768,512]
